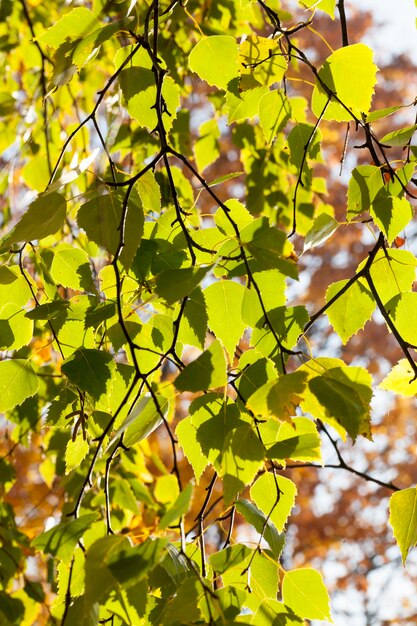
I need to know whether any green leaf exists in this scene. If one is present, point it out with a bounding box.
[380,124,417,147]
[0,303,34,351]
[259,417,323,465]
[49,244,95,291]
[85,535,131,603]
[37,7,100,48]
[163,577,203,623]
[282,568,332,621]
[304,213,339,252]
[189,36,240,90]
[250,474,297,532]
[236,354,277,402]
[251,599,303,626]
[371,196,413,244]
[0,360,39,414]
[226,84,269,124]
[174,339,227,392]
[360,249,417,304]
[389,487,417,565]
[299,358,373,440]
[61,348,113,398]
[179,394,242,476]
[136,170,161,214]
[0,266,34,308]
[241,270,286,328]
[2,192,66,245]
[111,393,168,448]
[300,0,336,18]
[60,595,99,626]
[287,122,323,169]
[107,538,168,587]
[155,266,212,305]
[325,279,375,343]
[241,217,297,277]
[239,35,287,88]
[220,424,265,504]
[159,483,193,529]
[386,292,417,346]
[65,437,89,474]
[235,499,285,559]
[177,287,208,350]
[259,89,291,144]
[347,165,384,220]
[312,43,377,121]
[32,514,97,564]
[120,69,180,131]
[204,280,246,361]
[77,191,144,270]
[379,359,417,397]
[194,118,220,173]
[176,416,208,483]
[0,593,25,625]
[247,371,308,422]
[308,374,371,440]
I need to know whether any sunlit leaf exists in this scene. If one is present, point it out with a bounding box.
[189,36,240,90]
[32,514,97,564]
[312,44,377,121]
[0,360,39,414]
[389,487,417,565]
[282,568,332,621]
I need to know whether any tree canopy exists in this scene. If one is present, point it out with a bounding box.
[1,0,417,624]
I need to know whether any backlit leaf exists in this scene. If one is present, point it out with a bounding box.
[0,360,39,414]
[204,280,246,361]
[379,359,417,397]
[189,36,240,90]
[282,568,332,621]
[250,474,297,532]
[325,279,375,343]
[389,487,417,565]
[174,339,227,392]
[312,44,377,121]
[259,89,291,144]
[2,193,66,245]
[32,514,97,564]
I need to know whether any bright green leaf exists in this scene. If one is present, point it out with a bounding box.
[32,514,97,564]
[235,499,285,559]
[325,279,375,343]
[174,339,227,392]
[159,483,193,529]
[204,280,246,361]
[155,266,212,305]
[250,474,297,532]
[386,292,417,346]
[37,7,100,48]
[312,43,377,121]
[61,349,113,398]
[247,371,308,422]
[259,89,291,144]
[65,437,89,474]
[0,360,39,414]
[389,487,417,565]
[282,568,332,621]
[379,359,417,397]
[304,213,339,251]
[189,36,240,90]
[371,196,413,245]
[49,244,95,291]
[220,424,265,504]
[2,193,66,245]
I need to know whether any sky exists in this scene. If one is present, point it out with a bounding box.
[349,0,417,63]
